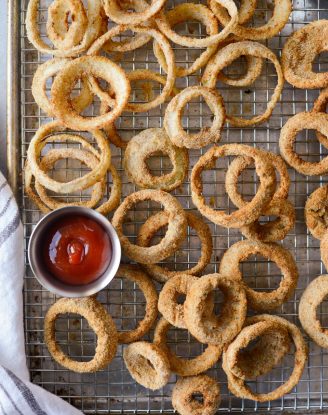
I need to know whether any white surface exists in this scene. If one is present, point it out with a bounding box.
[0,6,7,176]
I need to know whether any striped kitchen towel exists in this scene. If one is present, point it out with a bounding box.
[0,172,82,415]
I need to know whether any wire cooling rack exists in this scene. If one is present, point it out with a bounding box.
[12,0,328,413]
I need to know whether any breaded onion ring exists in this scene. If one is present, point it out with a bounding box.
[279,112,328,176]
[305,185,328,240]
[312,87,328,145]
[156,2,238,48]
[51,56,130,130]
[88,26,175,113]
[191,144,276,228]
[153,3,219,78]
[210,0,292,40]
[240,199,295,242]
[32,58,93,117]
[26,122,111,194]
[299,275,328,348]
[172,375,221,415]
[137,211,213,282]
[46,0,87,50]
[219,240,298,310]
[123,341,170,390]
[114,265,158,343]
[44,297,118,373]
[26,0,103,57]
[222,315,307,402]
[208,0,256,26]
[184,273,247,345]
[112,189,187,264]
[103,0,166,25]
[202,41,284,127]
[282,20,328,89]
[154,318,221,376]
[164,86,226,149]
[123,128,188,192]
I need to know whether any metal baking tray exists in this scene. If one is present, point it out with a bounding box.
[7,0,328,413]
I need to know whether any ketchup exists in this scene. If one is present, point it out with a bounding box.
[43,215,112,285]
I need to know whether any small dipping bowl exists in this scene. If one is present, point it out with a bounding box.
[28,206,121,297]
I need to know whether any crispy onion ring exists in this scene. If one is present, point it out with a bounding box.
[114,265,158,344]
[208,0,256,25]
[26,0,103,57]
[210,0,292,40]
[164,86,226,149]
[46,0,87,50]
[222,315,307,402]
[123,341,170,390]
[32,58,93,117]
[279,112,328,176]
[137,211,213,283]
[191,144,276,228]
[51,56,130,130]
[299,275,328,348]
[44,297,118,373]
[112,189,187,264]
[103,0,166,25]
[240,199,295,242]
[153,3,219,78]
[312,87,328,145]
[155,2,238,48]
[123,128,188,192]
[305,185,328,240]
[184,273,247,345]
[282,20,328,89]
[172,375,221,415]
[219,240,298,311]
[88,26,175,113]
[154,318,221,377]
[26,122,111,194]
[202,41,284,127]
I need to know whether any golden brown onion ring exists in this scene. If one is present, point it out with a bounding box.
[123,341,170,390]
[112,189,187,264]
[305,185,328,240]
[103,0,166,25]
[164,86,226,149]
[219,240,298,310]
[44,297,118,373]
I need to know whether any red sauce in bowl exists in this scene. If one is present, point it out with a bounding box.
[43,215,112,285]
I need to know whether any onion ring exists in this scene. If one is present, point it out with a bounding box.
[312,87,328,145]
[219,240,298,310]
[32,58,93,117]
[172,375,221,415]
[202,41,284,127]
[26,0,103,57]
[103,0,166,25]
[44,297,118,373]
[210,0,292,40]
[282,20,328,89]
[137,211,213,283]
[208,0,256,26]
[26,122,111,194]
[279,112,328,176]
[222,314,307,402]
[96,165,122,215]
[240,199,295,242]
[51,56,130,130]
[154,318,221,377]
[305,185,328,240]
[155,2,238,48]
[299,274,328,348]
[184,273,247,345]
[112,189,187,264]
[123,341,170,390]
[153,3,219,78]
[191,144,276,228]
[123,128,188,192]
[114,265,158,344]
[46,0,88,50]
[88,26,175,113]
[164,86,226,149]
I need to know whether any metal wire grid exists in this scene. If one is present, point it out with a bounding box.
[17,0,328,413]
